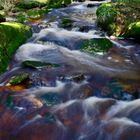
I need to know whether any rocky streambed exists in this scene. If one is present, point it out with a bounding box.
[0,1,140,140]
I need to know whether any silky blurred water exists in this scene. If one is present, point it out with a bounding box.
[0,1,140,140]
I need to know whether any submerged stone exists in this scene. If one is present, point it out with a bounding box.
[6,94,14,108]
[22,60,61,69]
[80,38,113,55]
[45,112,56,123]
[40,93,62,106]
[102,79,136,101]
[61,18,74,28]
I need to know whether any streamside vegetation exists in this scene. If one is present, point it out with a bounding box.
[96,0,140,39]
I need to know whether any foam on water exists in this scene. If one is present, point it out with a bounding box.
[15,42,140,80]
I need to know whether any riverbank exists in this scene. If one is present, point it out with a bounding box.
[96,1,140,40]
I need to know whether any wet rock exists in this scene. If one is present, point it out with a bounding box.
[125,22,140,39]
[0,22,32,73]
[16,119,64,140]
[40,93,62,106]
[96,3,117,30]
[15,97,43,109]
[22,60,61,69]
[45,112,56,123]
[72,74,85,83]
[5,94,14,108]
[7,73,29,86]
[27,97,43,108]
[78,25,96,32]
[60,18,74,28]
[101,79,136,100]
[80,38,113,55]
[87,3,101,8]
[74,84,93,99]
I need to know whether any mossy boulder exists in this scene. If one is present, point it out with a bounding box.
[7,73,29,85]
[47,0,72,8]
[125,22,140,39]
[0,22,32,73]
[96,2,140,39]
[96,3,117,30]
[22,60,61,69]
[80,38,113,55]
[61,18,73,28]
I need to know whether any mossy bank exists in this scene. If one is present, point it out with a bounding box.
[0,22,32,74]
[96,2,140,39]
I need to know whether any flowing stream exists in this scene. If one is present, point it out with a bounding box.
[0,1,140,140]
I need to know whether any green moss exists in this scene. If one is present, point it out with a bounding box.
[8,73,29,85]
[47,0,72,8]
[15,0,47,9]
[22,60,61,69]
[96,3,117,30]
[96,2,140,39]
[27,8,47,20]
[0,22,32,74]
[125,22,140,38]
[40,93,62,106]
[15,13,29,23]
[11,7,25,13]
[80,38,113,55]
[61,18,73,28]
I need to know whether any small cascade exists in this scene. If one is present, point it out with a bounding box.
[0,1,140,140]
